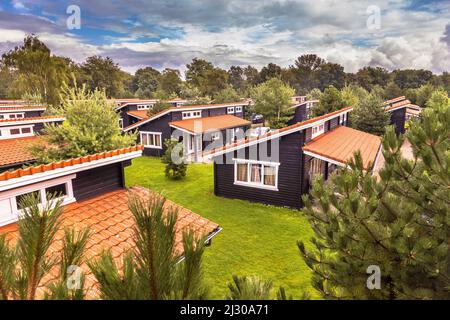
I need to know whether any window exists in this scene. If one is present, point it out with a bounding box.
[16,191,41,210]
[137,104,152,110]
[311,123,324,139]
[234,159,279,190]
[21,127,31,134]
[118,118,124,129]
[339,113,347,125]
[140,132,162,149]
[10,128,21,135]
[227,107,235,114]
[182,111,202,120]
[0,115,4,119]
[46,184,67,198]
[3,113,24,119]
[235,106,242,113]
[0,126,34,139]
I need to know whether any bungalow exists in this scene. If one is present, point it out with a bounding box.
[0,104,47,119]
[122,102,251,161]
[0,145,220,298]
[383,96,411,135]
[288,99,320,125]
[205,107,382,209]
[114,99,159,129]
[0,116,64,140]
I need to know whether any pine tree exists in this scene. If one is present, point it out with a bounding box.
[351,93,390,136]
[162,139,188,180]
[312,85,346,116]
[299,92,450,299]
[0,194,89,300]
[88,191,207,300]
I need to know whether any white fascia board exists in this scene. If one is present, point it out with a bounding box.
[0,151,142,192]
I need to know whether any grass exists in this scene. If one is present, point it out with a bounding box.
[125,156,316,299]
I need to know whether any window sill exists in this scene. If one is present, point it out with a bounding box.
[143,146,163,150]
[233,181,278,191]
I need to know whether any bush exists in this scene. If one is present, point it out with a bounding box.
[161,139,187,180]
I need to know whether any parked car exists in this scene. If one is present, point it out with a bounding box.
[251,113,264,124]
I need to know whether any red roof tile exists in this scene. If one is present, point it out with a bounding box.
[127,110,149,119]
[303,126,381,170]
[170,115,251,134]
[0,116,63,125]
[204,107,353,156]
[0,105,47,111]
[0,136,41,168]
[0,186,220,299]
[0,145,144,181]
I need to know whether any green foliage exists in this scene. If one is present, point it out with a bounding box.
[1,35,70,106]
[159,68,183,96]
[132,66,160,98]
[226,275,273,300]
[0,194,88,300]
[79,55,127,98]
[351,92,391,136]
[89,192,208,300]
[300,94,450,299]
[426,89,449,108]
[162,139,187,180]
[383,81,403,100]
[213,86,242,103]
[313,85,346,116]
[185,58,229,97]
[341,85,369,107]
[32,83,136,163]
[250,78,295,128]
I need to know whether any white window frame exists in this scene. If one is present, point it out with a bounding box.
[140,131,162,149]
[235,106,242,113]
[339,113,347,125]
[182,111,202,120]
[0,113,25,119]
[0,175,76,227]
[227,107,235,114]
[118,118,124,129]
[233,158,279,191]
[137,104,153,110]
[0,125,34,140]
[311,122,325,139]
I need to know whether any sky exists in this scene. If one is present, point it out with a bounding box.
[0,0,449,74]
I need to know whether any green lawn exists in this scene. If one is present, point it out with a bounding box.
[125,156,316,299]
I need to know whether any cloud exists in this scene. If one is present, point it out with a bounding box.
[0,0,448,74]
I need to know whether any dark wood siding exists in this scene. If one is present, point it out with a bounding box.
[214,131,305,209]
[288,104,308,125]
[136,113,172,157]
[72,162,129,201]
[390,108,406,135]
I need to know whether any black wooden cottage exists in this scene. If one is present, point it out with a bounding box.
[206,107,383,209]
[122,102,250,161]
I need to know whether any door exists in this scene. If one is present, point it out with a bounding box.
[308,158,324,187]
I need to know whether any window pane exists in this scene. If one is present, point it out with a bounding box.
[155,135,161,147]
[21,127,31,134]
[149,134,155,146]
[10,129,20,135]
[264,165,276,186]
[17,114,24,118]
[250,164,262,183]
[237,164,248,182]
[16,191,41,210]
[141,134,148,146]
[46,184,67,198]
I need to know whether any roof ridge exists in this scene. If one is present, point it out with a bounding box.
[0,145,144,182]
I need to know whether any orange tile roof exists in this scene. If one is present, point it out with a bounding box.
[123,101,249,131]
[0,145,144,181]
[204,107,353,156]
[0,186,220,298]
[0,136,40,168]
[384,96,406,105]
[0,116,64,125]
[170,115,251,134]
[0,105,47,111]
[127,110,149,119]
[303,126,381,170]
[385,99,411,112]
